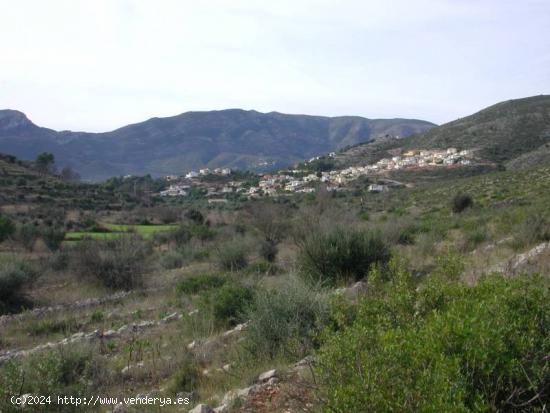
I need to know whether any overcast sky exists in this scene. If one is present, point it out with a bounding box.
[1,0,549,132]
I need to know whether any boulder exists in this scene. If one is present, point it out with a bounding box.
[258,369,277,382]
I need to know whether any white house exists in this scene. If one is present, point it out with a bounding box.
[160,185,188,197]
[368,184,387,193]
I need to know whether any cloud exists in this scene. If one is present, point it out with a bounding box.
[0,0,548,131]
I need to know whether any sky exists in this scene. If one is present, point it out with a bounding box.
[0,0,549,132]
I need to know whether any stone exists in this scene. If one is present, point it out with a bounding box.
[221,321,249,338]
[213,405,228,413]
[266,377,279,386]
[237,385,259,398]
[161,312,179,323]
[102,329,116,338]
[258,369,277,382]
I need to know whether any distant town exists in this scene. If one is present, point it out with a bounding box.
[158,147,477,200]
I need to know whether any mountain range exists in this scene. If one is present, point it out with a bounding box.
[0,109,434,181]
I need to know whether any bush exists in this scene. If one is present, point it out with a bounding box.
[176,273,227,295]
[0,348,98,412]
[397,226,416,245]
[17,223,40,251]
[48,249,71,271]
[245,276,329,360]
[317,273,550,412]
[464,227,488,250]
[168,354,201,395]
[73,235,150,289]
[185,209,205,225]
[40,226,66,251]
[259,240,278,262]
[297,228,390,284]
[172,225,192,246]
[156,206,180,224]
[0,259,38,314]
[189,224,215,242]
[159,249,185,269]
[208,284,254,328]
[0,215,15,243]
[451,193,474,213]
[513,213,550,249]
[215,242,248,271]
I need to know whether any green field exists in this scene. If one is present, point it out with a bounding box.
[65,223,178,241]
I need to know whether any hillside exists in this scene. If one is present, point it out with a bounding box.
[334,95,550,169]
[0,109,435,181]
[0,153,150,212]
[1,159,549,412]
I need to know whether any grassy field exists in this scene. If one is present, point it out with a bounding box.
[65,223,178,241]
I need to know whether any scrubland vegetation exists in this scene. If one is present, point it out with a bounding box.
[1,165,550,412]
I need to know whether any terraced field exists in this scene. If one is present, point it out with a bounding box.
[65,224,178,241]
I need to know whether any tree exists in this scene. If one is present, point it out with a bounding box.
[246,201,290,262]
[35,152,55,175]
[60,166,81,182]
[0,215,15,243]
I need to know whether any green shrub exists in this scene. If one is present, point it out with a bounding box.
[0,348,98,412]
[176,273,227,295]
[73,235,150,290]
[40,226,66,251]
[159,249,185,269]
[245,276,329,360]
[48,249,71,271]
[208,284,254,328]
[168,355,201,395]
[513,213,550,249]
[0,259,38,314]
[172,224,192,246]
[464,227,488,250]
[431,249,465,280]
[215,242,248,271]
[397,226,416,245]
[185,208,205,224]
[451,193,474,213]
[90,310,104,323]
[189,224,215,241]
[297,228,390,284]
[317,273,550,412]
[0,215,15,243]
[17,223,40,251]
[259,240,278,262]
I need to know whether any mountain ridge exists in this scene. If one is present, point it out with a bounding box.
[0,108,435,180]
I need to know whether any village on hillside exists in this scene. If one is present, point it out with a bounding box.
[158,148,477,199]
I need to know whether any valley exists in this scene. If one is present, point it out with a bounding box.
[0,96,549,413]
